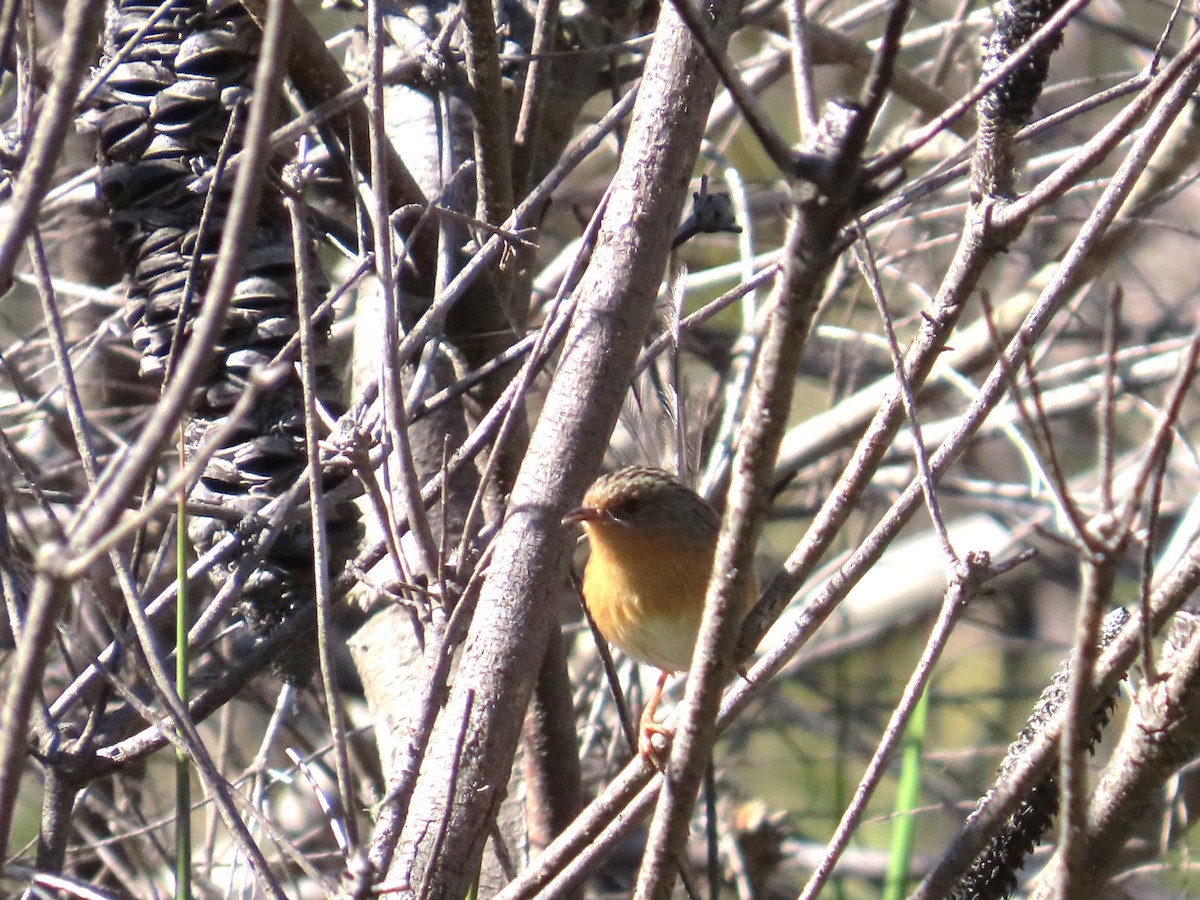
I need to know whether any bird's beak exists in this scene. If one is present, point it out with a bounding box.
[562,505,603,527]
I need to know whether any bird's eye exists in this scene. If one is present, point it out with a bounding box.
[609,497,641,521]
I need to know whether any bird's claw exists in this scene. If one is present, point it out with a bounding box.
[639,716,672,767]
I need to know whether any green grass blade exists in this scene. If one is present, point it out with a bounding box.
[883,686,929,900]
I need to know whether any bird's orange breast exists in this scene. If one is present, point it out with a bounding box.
[581,525,755,672]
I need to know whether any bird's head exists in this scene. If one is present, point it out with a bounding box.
[562,466,721,545]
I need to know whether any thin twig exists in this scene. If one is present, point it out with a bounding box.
[0,0,102,294]
[289,161,359,852]
[797,552,1001,900]
[785,0,819,132]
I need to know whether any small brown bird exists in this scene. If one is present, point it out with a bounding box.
[563,466,757,754]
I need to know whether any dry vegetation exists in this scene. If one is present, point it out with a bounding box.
[3,0,1200,897]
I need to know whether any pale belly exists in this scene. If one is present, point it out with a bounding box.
[598,606,701,673]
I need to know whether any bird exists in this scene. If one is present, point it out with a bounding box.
[562,465,757,756]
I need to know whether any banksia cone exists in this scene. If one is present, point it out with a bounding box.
[973,0,1067,198]
[952,608,1127,900]
[89,0,360,682]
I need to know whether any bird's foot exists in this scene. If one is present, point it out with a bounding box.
[639,715,673,767]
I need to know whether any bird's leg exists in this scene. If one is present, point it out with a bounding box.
[639,670,672,760]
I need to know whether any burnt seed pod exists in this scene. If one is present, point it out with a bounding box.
[91,0,361,682]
